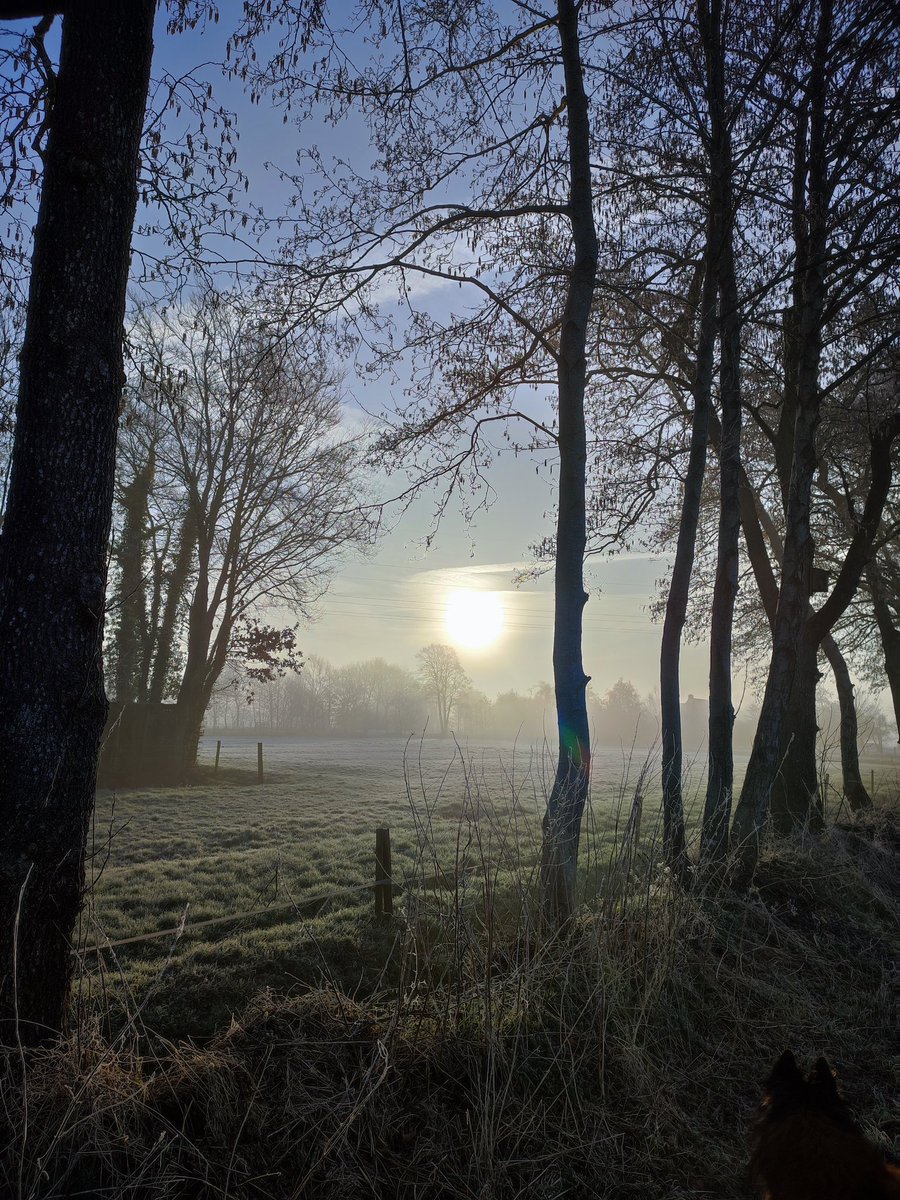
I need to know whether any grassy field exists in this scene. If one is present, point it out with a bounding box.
[80,734,900,1038]
[9,790,897,1199]
[82,735,653,1033]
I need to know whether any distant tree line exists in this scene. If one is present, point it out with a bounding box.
[206,653,893,757]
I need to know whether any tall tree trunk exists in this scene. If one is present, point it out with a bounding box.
[175,548,215,776]
[730,0,832,880]
[730,402,821,870]
[113,447,155,702]
[821,633,870,811]
[770,630,823,833]
[702,247,742,861]
[540,0,597,928]
[660,256,715,877]
[866,558,900,742]
[697,0,743,867]
[0,1,154,1044]
[176,656,220,775]
[147,508,196,704]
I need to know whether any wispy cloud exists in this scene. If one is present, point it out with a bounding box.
[407,561,548,591]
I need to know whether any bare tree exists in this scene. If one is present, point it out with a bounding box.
[866,554,900,742]
[416,644,470,738]
[122,291,374,772]
[731,0,900,870]
[590,0,898,873]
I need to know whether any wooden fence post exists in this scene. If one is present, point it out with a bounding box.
[214,739,222,774]
[871,769,875,796]
[257,742,264,784]
[375,826,392,917]
[632,793,642,850]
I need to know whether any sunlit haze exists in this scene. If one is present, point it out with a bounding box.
[445,590,505,650]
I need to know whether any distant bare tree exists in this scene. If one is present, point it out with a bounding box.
[118,290,374,772]
[416,644,470,738]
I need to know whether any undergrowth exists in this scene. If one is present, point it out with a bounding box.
[1,796,897,1199]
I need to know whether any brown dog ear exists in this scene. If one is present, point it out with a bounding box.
[809,1057,840,1102]
[766,1050,805,1099]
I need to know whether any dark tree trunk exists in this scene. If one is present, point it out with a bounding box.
[660,254,715,878]
[730,403,821,869]
[866,558,900,743]
[540,0,597,927]
[175,549,215,776]
[733,413,900,870]
[702,244,742,862]
[113,448,155,703]
[730,0,832,878]
[694,0,744,868]
[770,629,823,834]
[147,508,196,704]
[821,633,870,811]
[176,664,218,775]
[0,1,154,1044]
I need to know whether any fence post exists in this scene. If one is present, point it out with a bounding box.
[257,742,264,784]
[375,826,392,917]
[871,768,875,796]
[214,739,222,774]
[632,793,642,850]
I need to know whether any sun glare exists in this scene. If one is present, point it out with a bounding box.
[445,590,504,649]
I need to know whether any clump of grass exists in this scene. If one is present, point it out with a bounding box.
[3,770,897,1199]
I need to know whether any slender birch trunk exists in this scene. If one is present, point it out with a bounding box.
[702,240,742,864]
[695,0,744,867]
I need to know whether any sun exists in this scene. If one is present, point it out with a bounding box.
[445,590,504,649]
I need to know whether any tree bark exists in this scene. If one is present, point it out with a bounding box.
[0,0,154,1044]
[730,0,832,879]
[175,537,216,775]
[692,0,744,868]
[113,447,155,703]
[769,628,823,833]
[540,0,597,928]
[660,255,714,878]
[821,633,870,811]
[865,557,900,743]
[702,235,742,862]
[147,508,197,705]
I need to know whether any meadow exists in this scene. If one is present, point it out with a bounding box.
[82,734,652,1034]
[80,734,900,1038]
[9,748,896,1199]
